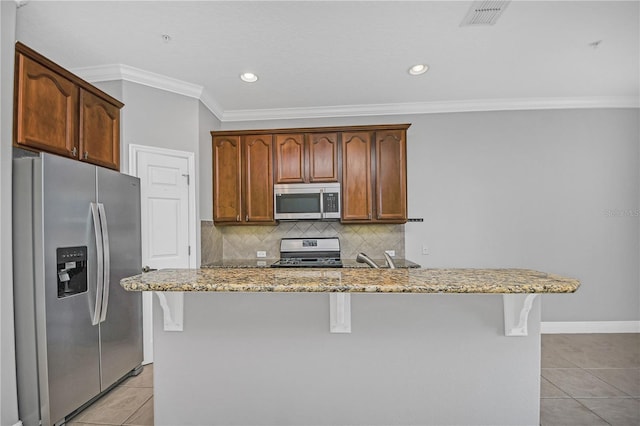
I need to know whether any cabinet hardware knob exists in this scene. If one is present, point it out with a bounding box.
[71,147,77,157]
[236,215,240,222]
[245,215,249,222]
[83,151,89,159]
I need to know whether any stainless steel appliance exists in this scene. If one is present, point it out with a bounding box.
[13,152,143,426]
[274,183,340,220]
[270,237,343,267]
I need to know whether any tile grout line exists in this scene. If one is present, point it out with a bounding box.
[121,394,154,426]
[541,334,639,425]
[570,396,613,426]
[578,365,639,398]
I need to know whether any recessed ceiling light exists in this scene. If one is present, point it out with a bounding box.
[240,72,258,83]
[408,64,429,76]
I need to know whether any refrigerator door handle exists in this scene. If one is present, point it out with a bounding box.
[90,203,104,326]
[98,203,110,323]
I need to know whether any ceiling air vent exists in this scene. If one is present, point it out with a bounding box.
[460,1,511,26]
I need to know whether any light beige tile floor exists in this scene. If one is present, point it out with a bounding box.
[541,333,640,426]
[65,334,639,426]
[67,364,154,426]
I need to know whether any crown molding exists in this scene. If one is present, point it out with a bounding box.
[199,90,225,122]
[221,96,640,122]
[71,64,638,123]
[72,64,203,97]
[71,64,223,119]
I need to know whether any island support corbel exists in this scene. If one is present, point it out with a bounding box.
[329,293,352,333]
[155,292,184,331]
[503,294,539,336]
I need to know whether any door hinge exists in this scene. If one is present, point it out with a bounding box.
[188,245,191,256]
[182,174,190,185]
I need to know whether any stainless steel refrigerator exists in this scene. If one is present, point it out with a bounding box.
[13,152,143,426]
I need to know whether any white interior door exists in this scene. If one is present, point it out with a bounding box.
[130,145,196,364]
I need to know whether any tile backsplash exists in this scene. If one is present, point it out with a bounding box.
[201,221,223,265]
[201,221,404,264]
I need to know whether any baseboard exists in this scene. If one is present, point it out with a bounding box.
[541,321,640,334]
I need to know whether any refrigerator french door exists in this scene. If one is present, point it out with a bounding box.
[13,152,143,426]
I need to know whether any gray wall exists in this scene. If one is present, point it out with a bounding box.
[154,293,542,425]
[95,81,220,267]
[199,101,221,221]
[1,2,19,425]
[120,81,199,174]
[403,109,639,323]
[212,109,640,322]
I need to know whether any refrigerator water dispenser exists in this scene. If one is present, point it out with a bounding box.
[56,246,87,298]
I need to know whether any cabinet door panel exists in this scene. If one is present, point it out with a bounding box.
[15,54,78,157]
[308,132,338,182]
[275,134,304,183]
[341,132,372,221]
[213,136,242,222]
[376,130,407,221]
[79,89,120,170]
[244,135,274,223]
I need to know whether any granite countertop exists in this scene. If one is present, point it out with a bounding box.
[121,268,579,294]
[201,258,421,268]
[202,259,278,268]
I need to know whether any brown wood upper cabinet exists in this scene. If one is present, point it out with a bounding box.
[212,134,274,225]
[244,135,275,223]
[15,53,78,158]
[375,129,407,221]
[341,131,373,221]
[341,125,409,224]
[212,135,242,223]
[275,132,338,183]
[275,134,304,183]
[212,124,409,225]
[14,42,123,170]
[79,89,120,170]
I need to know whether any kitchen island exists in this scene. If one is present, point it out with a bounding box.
[122,268,579,426]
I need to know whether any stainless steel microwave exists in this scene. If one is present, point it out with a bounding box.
[274,183,341,220]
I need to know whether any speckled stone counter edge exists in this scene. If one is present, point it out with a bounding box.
[121,268,580,294]
[200,259,421,268]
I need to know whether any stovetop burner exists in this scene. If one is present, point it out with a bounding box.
[271,237,342,268]
[271,257,343,268]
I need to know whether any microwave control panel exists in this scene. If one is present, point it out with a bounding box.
[323,192,339,213]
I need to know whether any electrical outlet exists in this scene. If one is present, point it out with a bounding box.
[256,251,267,258]
[422,245,429,255]
[385,250,395,257]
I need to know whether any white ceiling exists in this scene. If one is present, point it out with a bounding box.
[15,1,640,121]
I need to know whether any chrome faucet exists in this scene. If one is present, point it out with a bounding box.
[356,252,397,269]
[356,253,380,268]
[383,252,397,269]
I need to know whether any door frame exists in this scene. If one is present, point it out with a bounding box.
[129,144,197,364]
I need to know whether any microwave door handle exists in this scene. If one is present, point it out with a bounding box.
[319,188,324,220]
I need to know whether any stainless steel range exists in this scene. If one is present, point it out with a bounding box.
[271,237,342,268]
